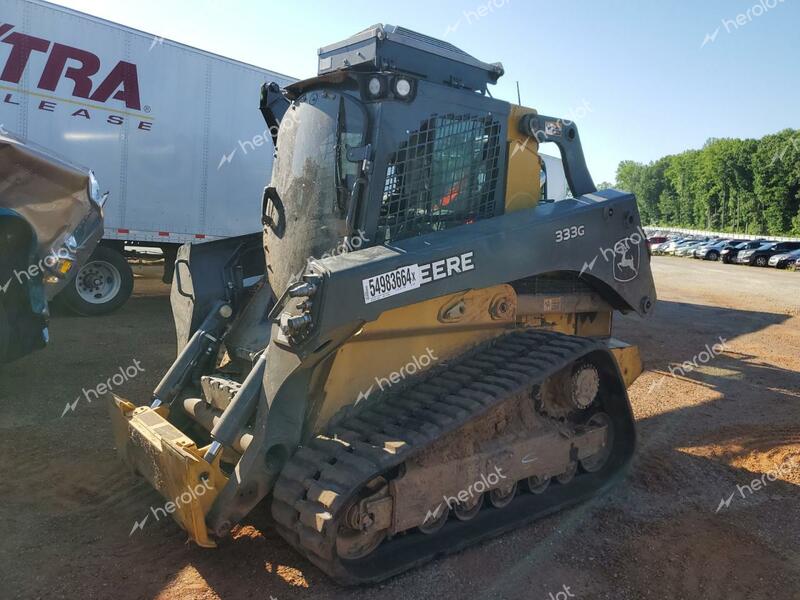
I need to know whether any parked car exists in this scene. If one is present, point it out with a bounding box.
[0,132,104,363]
[675,242,705,257]
[650,238,676,254]
[662,238,701,255]
[768,248,800,269]
[694,239,746,261]
[675,238,715,257]
[736,241,800,266]
[721,240,766,264]
[647,236,668,250]
[792,257,800,271]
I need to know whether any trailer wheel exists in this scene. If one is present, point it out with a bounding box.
[62,246,134,316]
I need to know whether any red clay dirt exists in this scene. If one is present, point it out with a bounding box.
[1,257,798,599]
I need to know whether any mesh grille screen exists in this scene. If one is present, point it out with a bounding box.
[377,114,501,243]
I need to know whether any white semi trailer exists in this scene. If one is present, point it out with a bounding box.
[0,0,295,313]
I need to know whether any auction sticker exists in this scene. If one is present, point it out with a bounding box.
[362,264,422,304]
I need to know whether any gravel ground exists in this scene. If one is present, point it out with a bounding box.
[1,257,798,600]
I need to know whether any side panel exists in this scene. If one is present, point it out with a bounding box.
[0,0,294,243]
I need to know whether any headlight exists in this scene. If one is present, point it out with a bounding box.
[88,170,100,203]
[392,76,414,100]
[367,76,386,99]
[394,78,412,97]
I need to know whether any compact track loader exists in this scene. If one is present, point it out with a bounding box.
[111,24,656,584]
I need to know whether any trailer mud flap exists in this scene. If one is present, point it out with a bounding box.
[109,395,227,547]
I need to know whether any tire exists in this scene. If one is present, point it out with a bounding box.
[707,251,719,261]
[754,256,768,267]
[61,245,134,316]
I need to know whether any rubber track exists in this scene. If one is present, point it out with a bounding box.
[270,329,632,584]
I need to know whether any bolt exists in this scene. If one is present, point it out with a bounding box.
[288,281,317,298]
[360,513,374,531]
[280,312,313,337]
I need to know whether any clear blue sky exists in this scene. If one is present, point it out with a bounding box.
[52,0,800,183]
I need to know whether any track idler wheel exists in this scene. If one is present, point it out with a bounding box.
[336,479,389,560]
[488,481,518,508]
[336,521,386,560]
[556,461,578,485]
[525,475,551,494]
[419,504,449,534]
[453,493,484,521]
[580,412,614,473]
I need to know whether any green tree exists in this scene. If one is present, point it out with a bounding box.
[752,129,800,235]
[615,129,800,236]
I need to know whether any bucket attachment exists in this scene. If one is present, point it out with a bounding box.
[109,394,228,547]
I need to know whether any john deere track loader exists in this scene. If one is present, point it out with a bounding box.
[110,24,656,584]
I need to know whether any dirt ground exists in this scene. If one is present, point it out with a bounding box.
[1,257,798,600]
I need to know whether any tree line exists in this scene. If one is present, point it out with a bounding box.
[611,129,800,237]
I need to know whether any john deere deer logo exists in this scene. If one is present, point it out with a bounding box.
[612,236,641,283]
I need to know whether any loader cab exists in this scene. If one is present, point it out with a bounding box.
[263,25,513,292]
[263,24,595,295]
[278,75,511,242]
